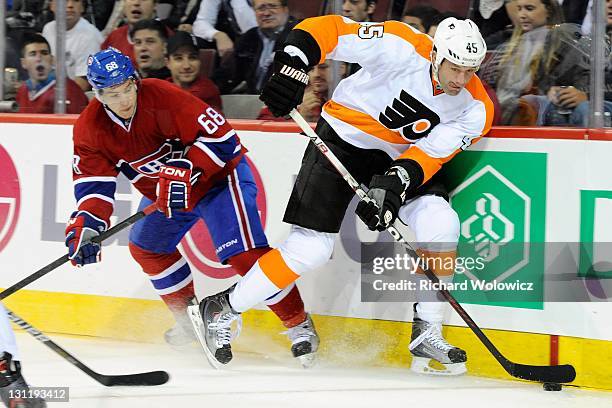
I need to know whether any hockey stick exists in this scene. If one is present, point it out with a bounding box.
[289,109,576,384]
[5,307,169,386]
[0,203,158,301]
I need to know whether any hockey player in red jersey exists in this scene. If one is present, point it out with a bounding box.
[64,48,318,365]
[191,16,495,374]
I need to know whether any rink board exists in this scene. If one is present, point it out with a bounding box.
[0,115,611,390]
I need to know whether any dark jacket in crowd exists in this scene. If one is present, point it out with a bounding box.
[214,18,299,94]
[562,0,590,26]
[535,26,591,95]
[142,66,172,81]
[166,0,202,29]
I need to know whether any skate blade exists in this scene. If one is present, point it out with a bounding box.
[187,305,223,370]
[296,352,317,369]
[410,356,467,376]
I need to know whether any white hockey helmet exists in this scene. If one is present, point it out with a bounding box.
[432,17,487,81]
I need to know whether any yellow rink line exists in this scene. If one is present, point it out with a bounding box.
[3,289,611,390]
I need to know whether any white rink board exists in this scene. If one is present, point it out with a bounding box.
[0,122,611,342]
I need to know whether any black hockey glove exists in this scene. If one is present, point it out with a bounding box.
[356,166,411,232]
[259,50,309,117]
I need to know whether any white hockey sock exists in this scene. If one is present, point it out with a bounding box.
[415,274,453,324]
[263,282,296,306]
[230,262,280,313]
[229,227,334,313]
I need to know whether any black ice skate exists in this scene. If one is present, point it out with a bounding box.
[164,298,198,347]
[187,285,242,368]
[283,313,319,368]
[0,353,46,408]
[409,304,467,376]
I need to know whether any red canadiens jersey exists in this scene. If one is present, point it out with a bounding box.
[72,78,245,224]
[16,79,89,114]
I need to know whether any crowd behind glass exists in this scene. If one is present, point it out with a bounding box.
[1,0,610,128]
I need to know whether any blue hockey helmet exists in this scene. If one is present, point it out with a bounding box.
[86,47,137,90]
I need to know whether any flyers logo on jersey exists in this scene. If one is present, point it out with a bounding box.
[379,90,440,141]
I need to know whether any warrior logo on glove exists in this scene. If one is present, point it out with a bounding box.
[259,51,310,117]
[279,65,309,85]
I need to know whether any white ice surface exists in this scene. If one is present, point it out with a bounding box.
[12,332,612,408]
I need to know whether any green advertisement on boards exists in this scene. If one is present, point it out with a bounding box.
[443,151,547,309]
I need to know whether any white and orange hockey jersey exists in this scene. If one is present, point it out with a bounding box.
[285,15,494,185]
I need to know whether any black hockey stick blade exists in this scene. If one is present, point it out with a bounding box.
[437,279,577,383]
[93,370,170,387]
[509,362,576,384]
[6,309,170,387]
[0,203,157,301]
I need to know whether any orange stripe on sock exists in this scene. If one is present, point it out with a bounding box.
[258,249,300,289]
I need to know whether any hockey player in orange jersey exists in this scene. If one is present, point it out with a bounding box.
[189,15,494,375]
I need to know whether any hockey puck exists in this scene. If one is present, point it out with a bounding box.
[543,382,562,391]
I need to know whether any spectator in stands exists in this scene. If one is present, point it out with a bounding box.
[214,0,297,94]
[483,0,521,51]
[336,1,377,76]
[42,0,104,91]
[132,19,172,79]
[471,0,514,40]
[89,0,118,31]
[480,0,564,124]
[101,0,158,64]
[297,61,334,122]
[531,23,595,126]
[193,0,258,59]
[166,30,223,111]
[341,0,377,22]
[16,33,89,114]
[528,6,612,127]
[401,5,439,34]
[166,0,203,32]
